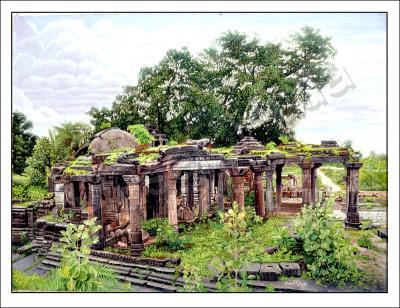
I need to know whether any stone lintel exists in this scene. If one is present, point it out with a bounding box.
[122,175,142,185]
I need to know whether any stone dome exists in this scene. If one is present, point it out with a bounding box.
[88,128,138,154]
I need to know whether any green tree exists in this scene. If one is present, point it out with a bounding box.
[24,137,52,186]
[12,111,37,174]
[53,121,93,153]
[88,26,335,146]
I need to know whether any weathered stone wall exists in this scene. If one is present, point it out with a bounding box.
[359,208,387,227]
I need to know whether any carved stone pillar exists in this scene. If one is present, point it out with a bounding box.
[209,171,216,204]
[165,170,180,230]
[230,169,247,211]
[140,176,147,220]
[148,174,159,219]
[91,182,104,250]
[187,172,194,209]
[344,162,363,228]
[299,162,314,205]
[217,171,225,211]
[252,167,265,217]
[311,164,321,204]
[102,179,114,226]
[275,165,283,211]
[265,167,274,212]
[123,175,144,256]
[198,172,210,215]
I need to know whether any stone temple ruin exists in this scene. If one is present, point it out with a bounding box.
[12,126,363,260]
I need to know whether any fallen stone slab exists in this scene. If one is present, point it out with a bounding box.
[279,263,301,277]
[260,263,282,281]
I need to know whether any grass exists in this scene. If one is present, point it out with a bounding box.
[319,165,346,190]
[141,216,302,278]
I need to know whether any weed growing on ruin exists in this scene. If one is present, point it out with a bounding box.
[155,224,191,251]
[357,230,374,250]
[141,218,168,236]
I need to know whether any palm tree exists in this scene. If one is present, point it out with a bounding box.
[53,121,93,153]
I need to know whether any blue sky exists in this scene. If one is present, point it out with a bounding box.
[13,13,386,154]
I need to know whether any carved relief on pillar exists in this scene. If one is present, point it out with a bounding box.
[122,175,144,256]
[197,171,210,216]
[90,182,104,249]
[229,168,248,211]
[298,161,314,205]
[344,162,363,228]
[251,165,266,217]
[164,170,181,230]
[264,166,274,212]
[311,163,321,205]
[216,171,225,211]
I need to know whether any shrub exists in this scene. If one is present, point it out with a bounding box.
[244,191,255,207]
[359,153,387,191]
[244,206,263,228]
[295,204,360,286]
[12,184,49,202]
[271,226,297,252]
[127,124,155,145]
[213,202,257,292]
[142,218,168,236]
[155,224,191,251]
[52,218,123,291]
[265,141,277,150]
[357,230,374,249]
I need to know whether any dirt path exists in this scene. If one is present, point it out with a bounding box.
[318,170,342,192]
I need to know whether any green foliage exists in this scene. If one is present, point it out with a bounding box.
[295,204,360,286]
[278,135,291,145]
[52,121,93,153]
[319,166,346,190]
[244,191,255,207]
[127,124,155,145]
[89,27,335,146]
[265,283,275,292]
[357,230,374,249]
[141,218,168,236]
[51,218,121,291]
[265,141,277,150]
[155,224,191,251]
[359,152,387,191]
[270,226,297,252]
[179,264,207,292]
[12,184,50,202]
[103,147,136,165]
[213,202,257,292]
[12,111,38,174]
[25,137,52,186]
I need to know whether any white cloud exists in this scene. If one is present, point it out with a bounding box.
[12,13,386,155]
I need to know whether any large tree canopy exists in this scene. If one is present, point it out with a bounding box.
[12,111,38,174]
[89,26,336,145]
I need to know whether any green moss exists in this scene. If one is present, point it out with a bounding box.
[103,147,136,165]
[210,147,233,156]
[137,152,159,164]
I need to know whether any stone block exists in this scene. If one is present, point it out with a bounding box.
[264,246,278,254]
[240,263,261,277]
[260,263,282,281]
[279,262,301,277]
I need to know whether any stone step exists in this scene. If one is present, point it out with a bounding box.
[118,275,148,286]
[45,254,61,262]
[151,266,177,275]
[146,281,177,292]
[107,265,131,275]
[37,264,53,273]
[129,269,151,279]
[42,258,60,268]
[146,274,175,286]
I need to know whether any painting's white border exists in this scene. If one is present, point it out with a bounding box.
[1,1,399,307]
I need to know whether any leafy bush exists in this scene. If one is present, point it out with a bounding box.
[295,204,360,286]
[244,206,263,227]
[265,141,277,150]
[24,137,52,187]
[213,202,257,292]
[155,224,191,251]
[270,226,297,251]
[12,174,31,187]
[127,124,155,145]
[357,230,374,249]
[51,218,123,291]
[142,218,168,236]
[244,191,255,207]
[12,184,50,202]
